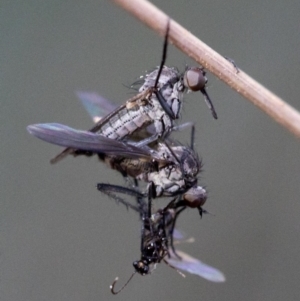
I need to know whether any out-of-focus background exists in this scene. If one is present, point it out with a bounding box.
[2,1,300,300]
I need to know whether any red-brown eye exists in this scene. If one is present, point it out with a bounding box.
[183,67,207,91]
[183,186,207,207]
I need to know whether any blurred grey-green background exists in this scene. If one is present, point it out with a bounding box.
[2,1,300,300]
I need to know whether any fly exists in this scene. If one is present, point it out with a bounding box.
[27,124,225,293]
[49,20,217,164]
[104,195,225,294]
[27,123,207,218]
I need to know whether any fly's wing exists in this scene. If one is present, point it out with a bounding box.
[77,90,157,138]
[52,89,157,164]
[172,229,185,240]
[76,91,117,123]
[166,249,225,283]
[27,123,157,160]
[51,91,141,164]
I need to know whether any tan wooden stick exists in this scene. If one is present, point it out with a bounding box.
[112,0,300,138]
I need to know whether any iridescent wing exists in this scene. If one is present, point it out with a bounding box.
[76,91,117,123]
[51,89,153,164]
[166,249,225,283]
[27,123,160,160]
[76,91,157,137]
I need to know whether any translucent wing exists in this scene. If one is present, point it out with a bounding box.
[166,249,225,283]
[76,91,157,137]
[172,229,185,240]
[27,123,158,160]
[76,91,117,123]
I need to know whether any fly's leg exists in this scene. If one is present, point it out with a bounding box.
[147,181,156,219]
[162,259,186,278]
[145,181,158,241]
[154,90,176,119]
[164,199,186,259]
[130,121,195,149]
[190,124,195,150]
[130,133,160,148]
[169,206,186,259]
[170,122,196,149]
[133,178,144,219]
[171,122,194,133]
[97,183,145,213]
[140,202,147,258]
[131,122,187,147]
[98,183,152,264]
[153,19,170,88]
[152,19,180,120]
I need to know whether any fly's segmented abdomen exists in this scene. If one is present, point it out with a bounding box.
[96,104,153,140]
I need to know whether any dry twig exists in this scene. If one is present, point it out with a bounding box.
[112,0,300,138]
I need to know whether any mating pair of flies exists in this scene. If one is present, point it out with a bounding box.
[27,20,226,293]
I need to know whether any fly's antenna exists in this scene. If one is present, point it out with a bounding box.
[110,272,136,295]
[154,19,170,89]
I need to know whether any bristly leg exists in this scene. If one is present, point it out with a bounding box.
[97,183,144,213]
[154,19,170,89]
[152,19,179,120]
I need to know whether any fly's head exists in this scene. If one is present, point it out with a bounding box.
[133,260,150,276]
[184,186,207,207]
[182,186,207,216]
[182,66,217,119]
[133,239,165,276]
[183,67,207,92]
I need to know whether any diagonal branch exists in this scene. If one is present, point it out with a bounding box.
[112,0,300,138]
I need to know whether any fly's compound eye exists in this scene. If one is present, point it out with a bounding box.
[184,186,207,208]
[183,67,207,92]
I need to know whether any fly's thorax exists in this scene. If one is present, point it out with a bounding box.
[153,173,186,197]
[139,66,184,120]
[137,218,168,273]
[146,97,167,119]
[139,66,180,92]
[163,164,185,183]
[159,79,184,119]
[175,146,201,181]
[152,144,188,182]
[159,145,201,180]
[141,167,184,197]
